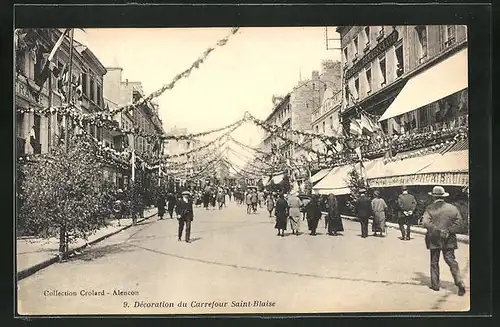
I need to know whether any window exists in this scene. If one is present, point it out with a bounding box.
[90,124,96,137]
[354,75,360,98]
[377,26,385,41]
[81,72,88,96]
[366,67,372,92]
[416,25,428,60]
[89,77,95,102]
[343,47,348,64]
[364,26,370,44]
[315,125,319,133]
[322,121,326,133]
[445,25,456,47]
[329,116,333,130]
[97,84,102,107]
[395,45,404,77]
[353,36,359,54]
[379,56,386,85]
[96,126,102,141]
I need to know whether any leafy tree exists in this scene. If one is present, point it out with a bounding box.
[18,135,108,257]
[257,178,265,192]
[345,167,367,215]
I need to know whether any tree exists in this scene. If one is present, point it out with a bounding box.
[257,178,265,192]
[18,135,108,257]
[303,178,312,195]
[345,166,367,215]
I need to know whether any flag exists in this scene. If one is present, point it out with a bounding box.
[74,75,83,100]
[360,114,374,133]
[35,28,70,90]
[349,119,362,136]
[354,147,362,160]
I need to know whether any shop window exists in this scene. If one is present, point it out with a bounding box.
[395,45,404,77]
[379,56,387,86]
[416,25,428,61]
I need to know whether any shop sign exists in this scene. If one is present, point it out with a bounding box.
[368,172,469,187]
[345,29,399,81]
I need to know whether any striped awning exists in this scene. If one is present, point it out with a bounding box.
[310,168,333,185]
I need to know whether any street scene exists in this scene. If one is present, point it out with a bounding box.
[16,26,469,315]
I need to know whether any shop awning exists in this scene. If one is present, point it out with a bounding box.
[269,174,284,184]
[310,168,333,185]
[418,150,468,174]
[262,176,270,186]
[366,153,440,180]
[313,164,359,195]
[379,48,468,122]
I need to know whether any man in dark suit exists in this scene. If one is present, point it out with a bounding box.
[397,185,417,241]
[422,186,466,296]
[355,188,372,238]
[177,191,194,243]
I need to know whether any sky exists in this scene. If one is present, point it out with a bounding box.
[74,27,341,170]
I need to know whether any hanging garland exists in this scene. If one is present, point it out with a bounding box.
[99,28,240,117]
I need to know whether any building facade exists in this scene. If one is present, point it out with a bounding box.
[338,25,468,137]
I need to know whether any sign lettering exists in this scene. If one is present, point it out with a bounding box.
[345,29,399,81]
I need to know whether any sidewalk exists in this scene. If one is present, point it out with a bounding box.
[321,212,469,244]
[17,207,158,280]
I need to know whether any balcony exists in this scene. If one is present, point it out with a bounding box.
[361,117,468,159]
[17,137,26,157]
[444,37,456,48]
[376,29,384,42]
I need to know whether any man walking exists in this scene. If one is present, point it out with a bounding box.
[355,188,372,238]
[251,189,259,213]
[177,191,194,243]
[397,185,417,240]
[422,186,466,296]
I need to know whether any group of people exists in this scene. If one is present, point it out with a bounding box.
[195,187,227,210]
[265,192,344,237]
[155,190,194,243]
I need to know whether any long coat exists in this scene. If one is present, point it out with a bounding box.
[305,198,322,231]
[422,199,462,250]
[355,195,372,219]
[327,195,344,233]
[397,193,417,220]
[266,196,275,212]
[156,195,166,216]
[371,197,388,232]
[274,198,289,230]
[177,198,194,222]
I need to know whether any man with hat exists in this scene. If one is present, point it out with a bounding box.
[422,186,466,296]
[397,185,417,241]
[177,191,194,243]
[355,188,372,238]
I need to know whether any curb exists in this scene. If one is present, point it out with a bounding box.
[17,210,158,281]
[321,212,468,244]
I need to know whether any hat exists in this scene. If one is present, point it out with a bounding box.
[402,185,408,191]
[374,190,380,197]
[359,188,367,193]
[182,191,191,196]
[117,189,123,193]
[428,186,449,197]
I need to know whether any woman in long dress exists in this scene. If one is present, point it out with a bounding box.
[274,193,289,237]
[371,190,388,237]
[327,193,344,236]
[266,194,275,217]
[287,192,303,236]
[305,194,322,235]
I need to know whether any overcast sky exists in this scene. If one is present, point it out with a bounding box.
[74,27,340,168]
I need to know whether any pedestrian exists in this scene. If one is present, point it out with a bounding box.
[175,193,183,218]
[177,191,194,243]
[258,191,264,208]
[251,189,258,213]
[305,195,322,235]
[287,191,303,235]
[217,189,225,210]
[266,193,275,217]
[113,189,125,227]
[274,192,289,237]
[203,189,210,210]
[246,191,253,214]
[157,191,166,220]
[210,190,217,208]
[397,185,417,241]
[355,188,372,238]
[371,190,388,237]
[326,193,344,236]
[166,192,176,219]
[422,186,466,296]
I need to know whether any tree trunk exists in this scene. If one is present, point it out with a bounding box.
[58,225,66,258]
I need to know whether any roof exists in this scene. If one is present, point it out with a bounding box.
[264,93,291,122]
